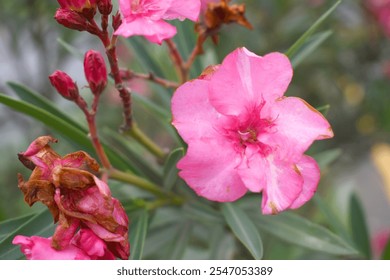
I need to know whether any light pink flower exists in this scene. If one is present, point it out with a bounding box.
[114,0,201,44]
[172,48,333,214]
[12,235,91,260]
[13,229,116,260]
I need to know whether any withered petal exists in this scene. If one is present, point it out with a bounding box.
[52,167,95,190]
[61,151,100,173]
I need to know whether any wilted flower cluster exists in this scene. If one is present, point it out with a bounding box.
[13,136,129,260]
[172,48,333,214]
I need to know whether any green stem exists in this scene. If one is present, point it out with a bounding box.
[108,168,184,205]
[126,122,166,160]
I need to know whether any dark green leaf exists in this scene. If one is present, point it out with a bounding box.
[313,195,352,244]
[209,226,235,260]
[183,201,223,225]
[168,222,192,260]
[163,148,184,190]
[0,94,137,172]
[0,213,35,242]
[222,203,263,260]
[143,223,179,258]
[7,82,87,132]
[285,1,341,58]
[349,193,371,259]
[316,104,330,116]
[0,209,55,260]
[129,209,149,260]
[248,211,360,256]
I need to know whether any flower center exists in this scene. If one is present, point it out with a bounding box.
[238,128,258,144]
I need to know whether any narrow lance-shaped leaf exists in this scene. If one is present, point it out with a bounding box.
[163,148,184,190]
[168,222,192,260]
[0,94,138,172]
[285,0,341,58]
[349,193,371,259]
[221,203,263,260]
[0,213,36,242]
[247,210,360,256]
[129,209,149,260]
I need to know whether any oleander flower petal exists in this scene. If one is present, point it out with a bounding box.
[171,47,333,214]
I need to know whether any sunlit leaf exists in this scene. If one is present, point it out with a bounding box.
[222,203,263,260]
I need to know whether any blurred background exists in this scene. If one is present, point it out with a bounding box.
[0,0,389,258]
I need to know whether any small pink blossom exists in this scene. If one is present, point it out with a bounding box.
[172,48,333,214]
[114,0,201,44]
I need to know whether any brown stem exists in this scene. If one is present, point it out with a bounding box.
[184,34,207,71]
[165,39,187,83]
[74,95,112,169]
[120,69,180,89]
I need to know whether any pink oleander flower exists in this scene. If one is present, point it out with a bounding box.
[114,0,201,44]
[84,50,108,95]
[17,136,130,259]
[172,48,333,214]
[49,70,79,100]
[13,228,115,260]
[372,229,390,259]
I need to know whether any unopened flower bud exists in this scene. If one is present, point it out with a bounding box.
[112,11,122,31]
[49,70,79,100]
[57,0,97,20]
[84,50,107,95]
[54,8,88,32]
[97,0,113,15]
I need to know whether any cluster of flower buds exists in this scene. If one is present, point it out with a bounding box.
[13,136,129,260]
[54,0,113,32]
[49,50,107,104]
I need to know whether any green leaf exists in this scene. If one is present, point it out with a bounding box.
[0,213,35,242]
[57,38,84,59]
[0,94,137,172]
[163,148,184,190]
[248,211,360,256]
[285,0,341,58]
[349,193,371,259]
[291,30,333,68]
[316,104,331,116]
[0,209,55,260]
[143,223,179,258]
[103,128,163,183]
[313,195,352,244]
[209,226,235,260]
[221,203,263,260]
[312,148,342,169]
[124,37,165,78]
[129,209,149,260]
[183,201,223,225]
[168,222,192,260]
[7,82,86,132]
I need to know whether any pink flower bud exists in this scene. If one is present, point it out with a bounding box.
[84,50,107,95]
[54,8,88,32]
[49,70,79,100]
[57,0,97,19]
[97,0,113,15]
